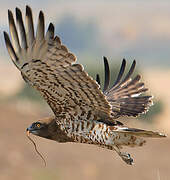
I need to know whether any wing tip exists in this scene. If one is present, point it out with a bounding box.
[48,23,54,32]
[15,7,22,19]
[103,56,107,62]
[3,31,8,39]
[96,74,101,85]
[135,74,141,81]
[3,31,11,48]
[122,58,126,62]
[8,9,12,16]
[3,31,19,66]
[133,59,136,65]
[39,10,44,21]
[26,5,32,16]
[122,58,126,66]
[131,59,136,70]
[8,9,14,22]
[26,5,31,10]
[103,56,110,92]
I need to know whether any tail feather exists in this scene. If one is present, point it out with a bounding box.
[113,127,166,138]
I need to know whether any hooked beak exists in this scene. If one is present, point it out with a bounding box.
[26,124,34,132]
[26,125,39,135]
[26,125,34,135]
[26,129,30,136]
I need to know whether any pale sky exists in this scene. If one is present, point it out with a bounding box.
[1,0,170,67]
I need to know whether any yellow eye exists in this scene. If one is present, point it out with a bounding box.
[36,123,41,128]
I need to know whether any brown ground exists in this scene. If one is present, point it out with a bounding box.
[0,69,170,180]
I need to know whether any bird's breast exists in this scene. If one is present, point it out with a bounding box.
[58,120,117,146]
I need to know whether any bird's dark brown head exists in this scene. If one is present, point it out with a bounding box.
[26,117,55,139]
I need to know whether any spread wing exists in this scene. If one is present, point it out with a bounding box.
[4,6,113,123]
[96,57,153,118]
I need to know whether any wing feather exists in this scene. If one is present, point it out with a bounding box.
[96,74,100,86]
[103,56,110,92]
[8,10,21,53]
[110,59,126,90]
[36,10,45,42]
[121,60,136,85]
[16,7,27,49]
[25,5,35,46]
[45,23,54,41]
[4,32,19,66]
[4,6,112,124]
[97,58,153,118]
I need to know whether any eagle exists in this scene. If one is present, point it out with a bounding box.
[4,6,166,165]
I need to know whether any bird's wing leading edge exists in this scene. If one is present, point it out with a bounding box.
[4,6,113,123]
[96,57,153,119]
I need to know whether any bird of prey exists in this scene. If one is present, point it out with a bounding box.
[4,6,166,165]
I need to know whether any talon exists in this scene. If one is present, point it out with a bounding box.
[120,152,134,165]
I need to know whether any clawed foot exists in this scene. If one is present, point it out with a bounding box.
[120,152,134,165]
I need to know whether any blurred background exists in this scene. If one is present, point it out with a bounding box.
[0,0,170,180]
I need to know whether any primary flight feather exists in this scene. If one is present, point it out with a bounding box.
[4,6,166,165]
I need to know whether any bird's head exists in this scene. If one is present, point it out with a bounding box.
[26,117,55,139]
[26,117,55,166]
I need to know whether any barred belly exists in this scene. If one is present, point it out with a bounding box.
[59,120,115,146]
[59,119,146,148]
